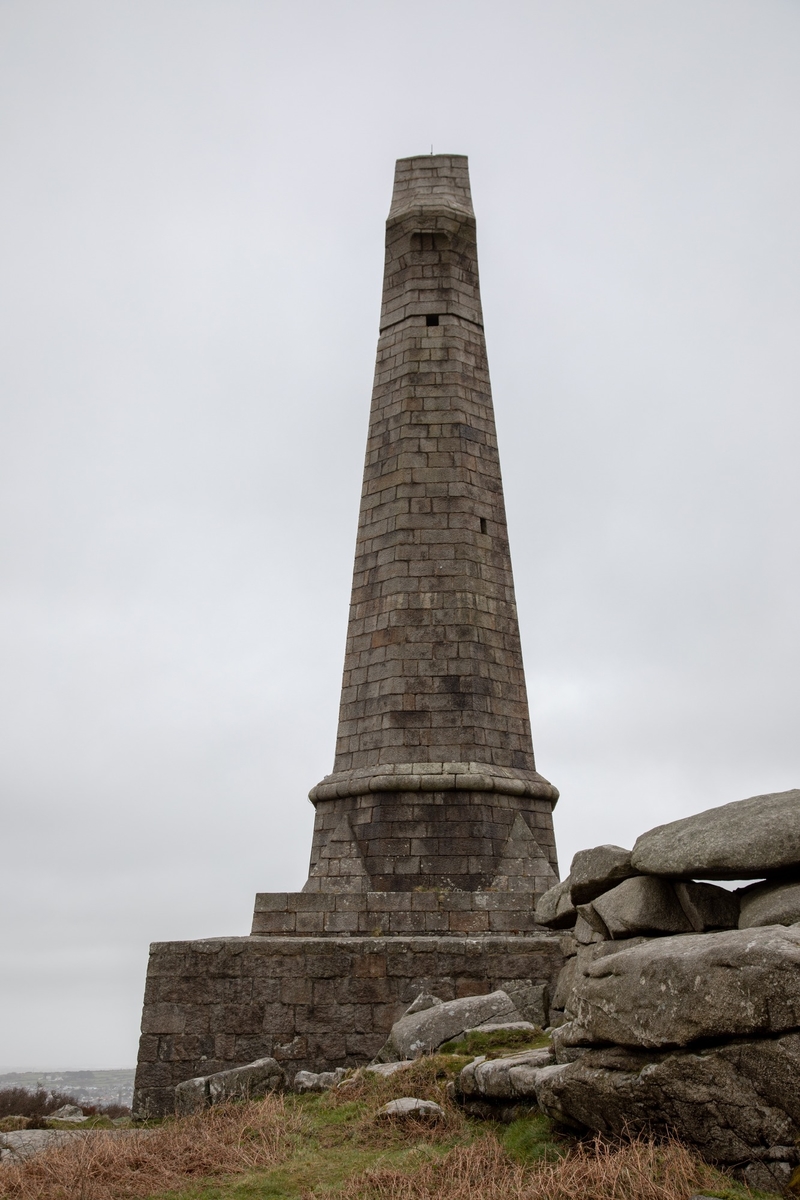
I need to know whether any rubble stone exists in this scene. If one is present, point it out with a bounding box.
[458,1048,554,1099]
[175,1057,286,1114]
[378,1098,444,1119]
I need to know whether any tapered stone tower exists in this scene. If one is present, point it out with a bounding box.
[303,154,558,896]
[133,156,565,1119]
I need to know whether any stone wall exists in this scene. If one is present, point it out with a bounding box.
[252,889,545,936]
[133,933,565,1117]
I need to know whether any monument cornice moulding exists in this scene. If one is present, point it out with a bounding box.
[309,762,559,806]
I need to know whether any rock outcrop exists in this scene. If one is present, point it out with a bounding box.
[739,878,800,928]
[529,788,800,1185]
[537,1037,800,1192]
[569,845,636,905]
[556,925,800,1050]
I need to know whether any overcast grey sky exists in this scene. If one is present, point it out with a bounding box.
[1,0,798,1068]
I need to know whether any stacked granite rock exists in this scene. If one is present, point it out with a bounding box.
[533,788,800,1193]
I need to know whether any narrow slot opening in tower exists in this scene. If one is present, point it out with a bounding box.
[426,313,439,326]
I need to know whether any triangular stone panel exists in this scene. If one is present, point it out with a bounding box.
[302,815,369,893]
[491,813,559,894]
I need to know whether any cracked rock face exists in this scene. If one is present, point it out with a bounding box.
[458,1047,554,1099]
[556,924,800,1051]
[536,1035,800,1174]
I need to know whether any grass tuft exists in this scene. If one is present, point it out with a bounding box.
[341,1131,739,1200]
[0,1095,304,1200]
[438,1028,550,1056]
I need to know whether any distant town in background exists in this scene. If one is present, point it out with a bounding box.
[0,1069,134,1109]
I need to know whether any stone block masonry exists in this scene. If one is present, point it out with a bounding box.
[306,153,559,893]
[251,890,545,936]
[133,155,563,1117]
[133,934,565,1117]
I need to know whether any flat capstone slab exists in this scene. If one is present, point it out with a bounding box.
[630,789,800,879]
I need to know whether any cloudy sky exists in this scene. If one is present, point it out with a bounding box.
[1,0,798,1069]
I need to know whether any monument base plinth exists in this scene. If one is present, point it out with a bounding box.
[132,932,565,1118]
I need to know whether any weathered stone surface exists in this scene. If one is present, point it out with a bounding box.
[364,1061,414,1079]
[573,913,604,944]
[551,956,579,1016]
[458,1048,554,1099]
[738,878,800,928]
[559,925,800,1050]
[674,881,739,931]
[173,1076,207,1116]
[469,1021,539,1035]
[491,813,559,894]
[534,878,576,930]
[0,1128,93,1162]
[175,1057,285,1114]
[252,888,548,937]
[536,1035,800,1171]
[293,1068,348,1093]
[574,904,609,939]
[497,979,549,1027]
[378,1098,444,1119]
[207,1058,286,1105]
[569,846,635,905]
[405,993,442,1015]
[630,788,800,880]
[375,990,523,1061]
[591,876,692,939]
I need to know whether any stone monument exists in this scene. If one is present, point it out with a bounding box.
[133,155,563,1118]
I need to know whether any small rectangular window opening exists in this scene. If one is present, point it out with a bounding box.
[480,517,488,534]
[426,314,439,327]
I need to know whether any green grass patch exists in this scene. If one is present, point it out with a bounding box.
[498,1112,567,1163]
[439,1027,551,1057]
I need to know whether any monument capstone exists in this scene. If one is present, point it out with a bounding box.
[133,154,563,1118]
